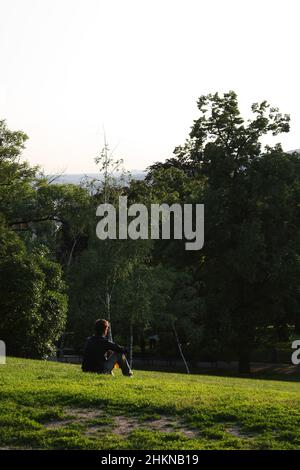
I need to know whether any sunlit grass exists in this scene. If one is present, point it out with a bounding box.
[0,357,299,449]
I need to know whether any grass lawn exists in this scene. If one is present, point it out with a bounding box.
[0,357,299,450]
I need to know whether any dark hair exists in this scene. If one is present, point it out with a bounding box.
[95,319,110,336]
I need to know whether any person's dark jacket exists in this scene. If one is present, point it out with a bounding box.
[82,335,126,373]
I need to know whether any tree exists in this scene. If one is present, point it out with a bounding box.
[148,91,300,373]
[188,92,299,372]
[0,120,68,358]
[73,138,130,341]
[114,265,154,367]
[31,250,68,357]
[0,119,39,225]
[0,224,67,358]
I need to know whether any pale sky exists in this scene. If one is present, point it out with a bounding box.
[1,0,299,173]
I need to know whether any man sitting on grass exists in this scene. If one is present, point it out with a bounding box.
[82,319,133,377]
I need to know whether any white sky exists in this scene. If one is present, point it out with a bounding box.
[1,0,299,173]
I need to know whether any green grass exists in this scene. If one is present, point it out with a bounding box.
[0,357,299,450]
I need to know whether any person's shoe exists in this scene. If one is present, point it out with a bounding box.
[124,372,133,377]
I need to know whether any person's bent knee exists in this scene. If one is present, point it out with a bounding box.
[116,352,125,360]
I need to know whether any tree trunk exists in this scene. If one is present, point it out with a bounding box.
[238,349,251,374]
[172,323,190,374]
[129,320,133,369]
[67,237,78,267]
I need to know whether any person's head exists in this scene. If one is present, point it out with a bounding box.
[95,319,110,337]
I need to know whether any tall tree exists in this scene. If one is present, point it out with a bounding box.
[148,91,300,373]
[192,93,298,372]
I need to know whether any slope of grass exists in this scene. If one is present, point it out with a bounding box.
[0,357,299,450]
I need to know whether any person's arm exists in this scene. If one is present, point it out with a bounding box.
[105,339,127,354]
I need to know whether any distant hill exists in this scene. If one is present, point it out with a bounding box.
[48,152,300,185]
[48,170,146,185]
